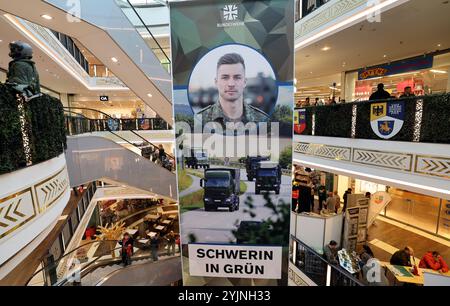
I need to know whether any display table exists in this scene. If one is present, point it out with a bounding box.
[168,214,177,220]
[147,232,157,238]
[144,214,160,221]
[161,220,171,225]
[125,228,138,236]
[291,212,343,252]
[381,261,450,286]
[155,225,165,231]
[337,249,360,274]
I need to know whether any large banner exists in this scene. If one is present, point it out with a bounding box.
[170,0,294,285]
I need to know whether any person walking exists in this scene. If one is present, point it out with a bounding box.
[166,231,177,256]
[318,185,327,212]
[150,234,159,261]
[119,233,134,266]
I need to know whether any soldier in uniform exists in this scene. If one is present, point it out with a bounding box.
[196,53,269,128]
[6,41,40,97]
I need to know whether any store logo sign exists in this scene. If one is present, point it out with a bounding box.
[370,101,404,139]
[359,67,388,80]
[223,4,238,21]
[100,95,109,102]
[294,109,306,134]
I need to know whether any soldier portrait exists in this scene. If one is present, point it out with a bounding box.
[196,53,270,126]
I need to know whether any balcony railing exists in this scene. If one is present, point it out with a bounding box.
[0,85,66,175]
[295,0,332,21]
[294,93,450,144]
[291,236,364,286]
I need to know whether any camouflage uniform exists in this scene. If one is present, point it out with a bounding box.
[197,101,270,127]
[6,59,41,95]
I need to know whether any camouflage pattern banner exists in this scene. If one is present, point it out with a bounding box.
[170,0,294,286]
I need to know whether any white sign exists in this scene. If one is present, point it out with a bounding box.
[367,191,391,227]
[188,244,282,279]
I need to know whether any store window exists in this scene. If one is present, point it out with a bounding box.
[385,188,441,234]
[348,52,450,101]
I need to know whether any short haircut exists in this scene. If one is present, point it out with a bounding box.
[217,53,245,71]
[405,86,412,90]
[330,240,337,246]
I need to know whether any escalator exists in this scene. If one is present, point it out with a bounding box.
[27,240,182,286]
[66,135,177,199]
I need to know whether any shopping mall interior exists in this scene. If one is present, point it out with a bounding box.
[0,0,449,287]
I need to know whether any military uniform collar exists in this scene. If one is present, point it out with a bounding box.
[209,100,251,122]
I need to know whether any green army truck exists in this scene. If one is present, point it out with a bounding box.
[200,168,240,212]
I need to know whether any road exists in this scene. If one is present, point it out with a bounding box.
[179,174,201,198]
[180,165,291,244]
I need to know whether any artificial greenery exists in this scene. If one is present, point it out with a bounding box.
[420,93,450,143]
[27,94,67,164]
[0,85,26,174]
[314,103,353,138]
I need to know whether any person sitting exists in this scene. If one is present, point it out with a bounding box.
[419,251,449,273]
[324,240,339,265]
[390,246,414,267]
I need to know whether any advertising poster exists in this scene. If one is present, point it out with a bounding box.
[170,0,294,285]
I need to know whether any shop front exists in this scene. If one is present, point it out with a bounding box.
[344,51,450,102]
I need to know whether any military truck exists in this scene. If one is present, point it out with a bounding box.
[244,155,269,181]
[255,161,282,195]
[185,148,209,169]
[200,168,240,212]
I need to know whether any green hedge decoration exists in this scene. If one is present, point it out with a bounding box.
[355,98,416,141]
[314,103,353,138]
[420,94,450,144]
[27,94,66,164]
[0,85,27,174]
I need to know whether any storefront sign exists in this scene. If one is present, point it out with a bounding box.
[188,244,282,279]
[170,0,294,285]
[358,55,433,80]
[294,109,306,134]
[367,191,391,227]
[100,95,109,101]
[370,101,404,139]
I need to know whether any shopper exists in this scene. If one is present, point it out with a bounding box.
[369,83,391,101]
[325,191,338,213]
[166,231,177,256]
[343,188,352,212]
[400,86,415,98]
[390,246,414,267]
[158,144,166,161]
[318,185,327,212]
[150,234,160,261]
[119,232,134,266]
[324,240,339,265]
[419,251,449,273]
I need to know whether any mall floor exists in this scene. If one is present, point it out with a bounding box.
[367,217,450,264]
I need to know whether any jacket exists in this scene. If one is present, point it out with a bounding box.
[419,252,449,272]
[6,59,40,95]
[369,89,391,101]
[390,250,411,267]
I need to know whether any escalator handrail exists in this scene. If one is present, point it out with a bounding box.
[94,252,181,286]
[26,239,118,285]
[128,129,175,160]
[55,245,124,286]
[125,0,171,66]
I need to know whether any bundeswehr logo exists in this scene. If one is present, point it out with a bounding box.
[370,101,404,139]
[294,109,306,134]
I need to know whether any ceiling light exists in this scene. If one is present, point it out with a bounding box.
[0,39,3,43]
[111,57,118,63]
[430,69,447,74]
[321,46,331,51]
[41,14,53,20]
[294,78,297,85]
[437,44,441,47]
[147,93,153,98]
[383,55,387,58]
